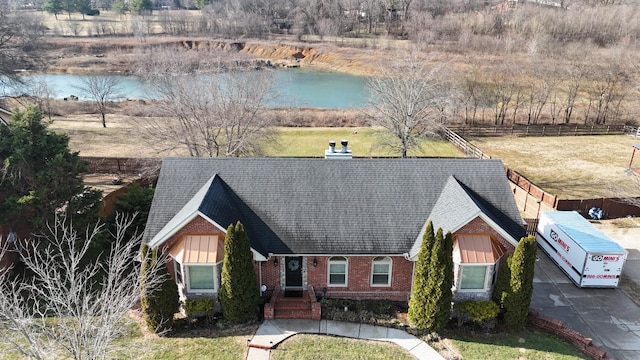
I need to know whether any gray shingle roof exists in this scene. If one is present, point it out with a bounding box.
[144,158,526,256]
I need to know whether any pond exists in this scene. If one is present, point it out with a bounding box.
[3,69,371,109]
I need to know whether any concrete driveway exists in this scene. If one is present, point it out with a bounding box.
[531,222,640,360]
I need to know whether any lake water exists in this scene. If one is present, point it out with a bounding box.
[4,69,370,109]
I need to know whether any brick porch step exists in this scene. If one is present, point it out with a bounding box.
[264,287,322,320]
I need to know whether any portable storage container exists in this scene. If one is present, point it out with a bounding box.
[536,211,627,288]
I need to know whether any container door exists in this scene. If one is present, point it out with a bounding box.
[582,253,624,287]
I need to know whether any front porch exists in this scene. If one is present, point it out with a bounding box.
[264,286,321,320]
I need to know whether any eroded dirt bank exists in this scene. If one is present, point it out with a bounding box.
[42,36,389,76]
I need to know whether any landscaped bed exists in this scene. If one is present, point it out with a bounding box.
[319,298,588,360]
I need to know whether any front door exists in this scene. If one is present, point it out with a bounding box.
[285,256,303,288]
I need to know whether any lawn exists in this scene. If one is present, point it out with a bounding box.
[270,334,414,360]
[1,316,592,360]
[471,135,640,199]
[47,113,463,158]
[446,329,588,360]
[266,127,462,158]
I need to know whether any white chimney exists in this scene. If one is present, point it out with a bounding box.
[325,139,352,159]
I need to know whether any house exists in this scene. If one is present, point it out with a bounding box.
[143,155,526,319]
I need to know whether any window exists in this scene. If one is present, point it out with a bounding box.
[328,256,347,286]
[187,265,216,291]
[371,256,392,286]
[459,265,488,290]
[174,259,183,285]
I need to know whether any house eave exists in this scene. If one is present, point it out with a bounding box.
[409,211,519,261]
[149,211,266,261]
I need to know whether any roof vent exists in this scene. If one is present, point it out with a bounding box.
[325,139,352,159]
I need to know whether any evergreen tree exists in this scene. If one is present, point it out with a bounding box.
[43,0,63,19]
[111,0,127,15]
[106,182,154,244]
[75,0,92,19]
[408,221,435,330]
[219,221,258,324]
[128,0,152,15]
[492,254,512,307]
[61,0,75,18]
[140,244,180,333]
[423,228,453,333]
[0,106,97,233]
[504,236,537,329]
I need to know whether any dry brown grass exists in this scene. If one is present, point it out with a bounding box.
[471,135,640,199]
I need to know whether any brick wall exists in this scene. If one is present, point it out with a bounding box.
[256,259,280,292]
[161,215,516,304]
[307,255,413,301]
[528,309,609,360]
[161,215,226,252]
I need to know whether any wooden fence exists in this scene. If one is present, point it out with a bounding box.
[81,156,161,176]
[448,124,625,138]
[441,127,491,159]
[442,127,640,220]
[506,163,640,219]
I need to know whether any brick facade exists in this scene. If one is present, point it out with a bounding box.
[164,215,518,304]
[312,256,413,301]
[452,216,516,301]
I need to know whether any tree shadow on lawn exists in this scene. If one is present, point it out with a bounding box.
[167,316,258,340]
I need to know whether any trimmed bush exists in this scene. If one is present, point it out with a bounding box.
[408,221,435,330]
[140,244,180,333]
[504,235,537,329]
[454,300,500,329]
[492,254,512,308]
[219,221,258,324]
[423,228,454,333]
[184,298,216,318]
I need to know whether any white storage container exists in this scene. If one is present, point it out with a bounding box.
[536,211,627,288]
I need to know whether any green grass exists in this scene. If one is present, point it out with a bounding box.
[448,329,589,360]
[268,127,463,158]
[113,321,256,360]
[270,334,414,360]
[1,319,594,360]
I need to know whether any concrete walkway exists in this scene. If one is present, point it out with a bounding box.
[246,319,445,360]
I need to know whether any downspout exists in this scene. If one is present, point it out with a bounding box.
[259,260,263,296]
[404,253,415,296]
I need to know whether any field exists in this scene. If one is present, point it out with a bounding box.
[47,113,462,158]
[45,109,640,199]
[471,135,640,199]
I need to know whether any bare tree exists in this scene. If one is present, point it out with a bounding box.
[0,214,167,360]
[135,49,278,157]
[366,55,450,158]
[0,5,44,89]
[75,75,122,128]
[29,79,55,121]
[583,62,629,125]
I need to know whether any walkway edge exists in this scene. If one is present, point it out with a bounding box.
[246,319,445,360]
